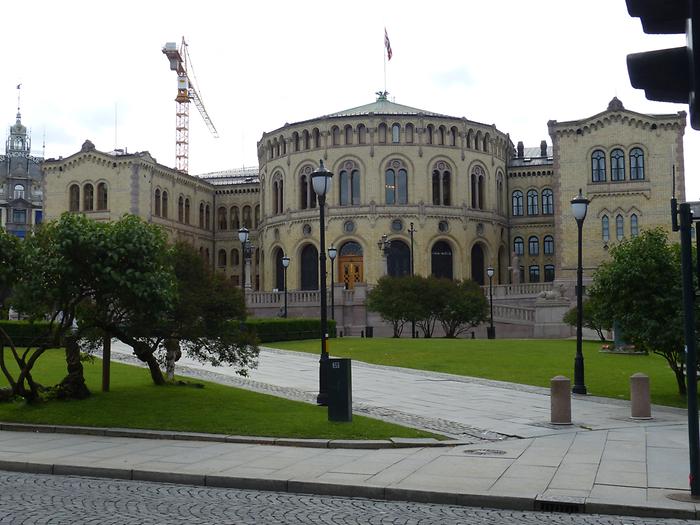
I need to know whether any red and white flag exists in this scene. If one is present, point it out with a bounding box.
[384,28,393,61]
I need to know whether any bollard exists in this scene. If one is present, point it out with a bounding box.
[551,375,572,425]
[360,330,364,338]
[630,372,652,419]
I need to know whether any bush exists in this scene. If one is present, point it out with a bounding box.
[0,320,56,347]
[244,318,336,343]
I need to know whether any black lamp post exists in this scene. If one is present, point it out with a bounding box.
[408,222,417,338]
[238,227,249,291]
[571,188,590,395]
[282,255,290,318]
[311,160,333,406]
[486,266,495,339]
[328,245,337,321]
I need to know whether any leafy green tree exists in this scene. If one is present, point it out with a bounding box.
[588,228,694,395]
[367,276,410,337]
[563,295,612,342]
[438,279,488,338]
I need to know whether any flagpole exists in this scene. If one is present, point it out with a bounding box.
[383,36,387,94]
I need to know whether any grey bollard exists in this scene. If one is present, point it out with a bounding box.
[630,372,652,419]
[551,375,572,425]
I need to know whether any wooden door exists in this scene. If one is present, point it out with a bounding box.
[339,256,363,289]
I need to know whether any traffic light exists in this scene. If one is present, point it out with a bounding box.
[626,0,700,129]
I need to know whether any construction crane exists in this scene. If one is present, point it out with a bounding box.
[162,37,218,173]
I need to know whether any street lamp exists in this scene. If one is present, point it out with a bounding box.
[328,245,337,321]
[408,222,417,338]
[486,266,495,339]
[282,255,290,318]
[311,160,333,406]
[238,227,249,291]
[571,188,590,395]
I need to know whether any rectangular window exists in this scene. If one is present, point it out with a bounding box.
[12,209,26,224]
[35,211,43,225]
[544,265,555,282]
[529,265,540,283]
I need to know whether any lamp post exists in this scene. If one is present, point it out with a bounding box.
[311,160,333,406]
[282,255,290,318]
[486,266,495,339]
[328,245,337,320]
[408,222,417,338]
[571,188,590,395]
[238,227,249,291]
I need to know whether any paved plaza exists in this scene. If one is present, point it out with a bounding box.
[0,342,697,520]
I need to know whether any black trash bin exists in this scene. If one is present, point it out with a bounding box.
[328,358,352,422]
[365,326,374,338]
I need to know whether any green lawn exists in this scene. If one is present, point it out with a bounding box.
[0,350,441,440]
[267,338,693,408]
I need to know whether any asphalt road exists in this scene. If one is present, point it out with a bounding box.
[0,471,694,525]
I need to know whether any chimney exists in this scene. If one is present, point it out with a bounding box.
[540,140,547,157]
[517,141,524,158]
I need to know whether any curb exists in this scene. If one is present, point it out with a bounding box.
[0,422,466,450]
[0,458,695,520]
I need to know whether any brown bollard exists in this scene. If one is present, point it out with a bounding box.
[551,376,572,425]
[630,372,652,419]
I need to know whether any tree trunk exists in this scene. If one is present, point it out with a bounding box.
[56,335,90,400]
[131,340,166,385]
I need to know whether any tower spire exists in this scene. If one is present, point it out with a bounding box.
[16,83,21,121]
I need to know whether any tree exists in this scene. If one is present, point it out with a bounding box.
[588,228,694,395]
[367,276,410,337]
[563,295,612,342]
[438,279,488,338]
[83,241,258,384]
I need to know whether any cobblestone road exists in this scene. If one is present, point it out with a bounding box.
[0,472,694,525]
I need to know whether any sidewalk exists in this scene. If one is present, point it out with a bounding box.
[0,343,697,519]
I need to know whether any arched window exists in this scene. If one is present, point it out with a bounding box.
[471,166,485,210]
[178,196,184,223]
[312,128,320,148]
[299,165,316,210]
[218,207,227,230]
[255,205,260,228]
[438,126,445,145]
[378,123,387,143]
[97,183,108,210]
[616,214,624,239]
[471,243,485,285]
[243,206,252,228]
[431,241,453,279]
[475,131,482,151]
[450,126,458,146]
[300,244,319,290]
[544,264,555,282]
[154,189,161,217]
[630,147,645,180]
[358,124,367,144]
[231,248,240,266]
[467,130,474,149]
[69,184,80,212]
[339,160,361,206]
[387,240,410,277]
[543,235,554,255]
[483,133,490,153]
[512,190,524,216]
[385,160,408,204]
[527,190,539,215]
[83,183,94,211]
[513,236,524,256]
[13,184,25,200]
[611,148,625,181]
[602,215,610,242]
[218,249,227,267]
[528,236,539,256]
[431,161,451,206]
[199,203,205,228]
[293,132,299,152]
[592,150,606,182]
[426,124,434,145]
[281,136,286,155]
[391,123,400,143]
[184,198,191,225]
[631,213,639,237]
[529,265,540,283]
[344,125,353,145]
[162,191,168,218]
[205,204,210,229]
[303,130,310,150]
[331,126,340,146]
[272,172,284,215]
[541,189,554,215]
[405,123,414,143]
[230,207,240,230]
[496,173,504,214]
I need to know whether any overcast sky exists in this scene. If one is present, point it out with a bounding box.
[3,0,697,199]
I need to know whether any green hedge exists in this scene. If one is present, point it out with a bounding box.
[0,320,56,346]
[244,318,336,343]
